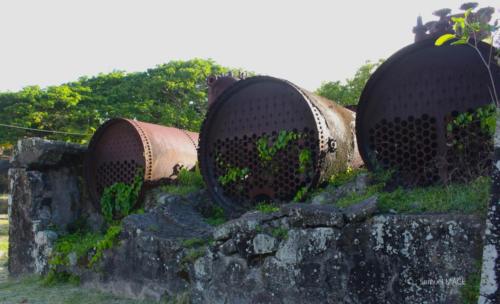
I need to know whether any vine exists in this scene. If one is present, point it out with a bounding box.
[100,168,143,223]
[447,104,496,136]
[218,166,250,186]
[298,149,312,174]
[256,130,300,162]
[44,223,122,285]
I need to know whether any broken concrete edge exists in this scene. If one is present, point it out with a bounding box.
[10,137,87,170]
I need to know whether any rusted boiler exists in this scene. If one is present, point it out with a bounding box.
[356,38,499,185]
[85,118,199,205]
[199,75,362,213]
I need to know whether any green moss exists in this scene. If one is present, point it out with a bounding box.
[255,202,280,213]
[181,247,206,264]
[205,205,227,226]
[460,261,482,304]
[182,238,206,248]
[271,227,288,240]
[161,167,205,195]
[335,176,490,214]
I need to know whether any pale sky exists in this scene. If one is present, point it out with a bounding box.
[0,0,498,92]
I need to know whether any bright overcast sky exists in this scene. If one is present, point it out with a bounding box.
[0,0,498,92]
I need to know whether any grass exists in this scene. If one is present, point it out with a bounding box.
[160,167,205,196]
[0,215,157,303]
[1,214,8,283]
[329,167,367,187]
[0,275,158,304]
[255,202,279,213]
[0,193,8,200]
[335,176,490,214]
[460,261,482,304]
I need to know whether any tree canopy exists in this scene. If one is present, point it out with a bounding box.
[0,58,382,150]
[315,59,384,106]
[0,59,233,148]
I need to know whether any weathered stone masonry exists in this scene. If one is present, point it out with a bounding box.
[8,138,98,275]
[7,138,490,303]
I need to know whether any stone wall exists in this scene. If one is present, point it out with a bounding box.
[68,196,484,304]
[8,138,99,276]
[6,137,492,303]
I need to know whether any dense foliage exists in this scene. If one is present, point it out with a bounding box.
[0,59,233,148]
[315,59,384,106]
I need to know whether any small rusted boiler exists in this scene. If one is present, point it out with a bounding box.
[199,76,362,213]
[85,118,199,205]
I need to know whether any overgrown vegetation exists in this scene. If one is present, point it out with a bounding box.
[180,237,211,265]
[45,223,122,285]
[204,205,227,226]
[256,131,300,162]
[101,169,143,223]
[255,202,280,213]
[293,186,309,202]
[447,104,496,136]
[271,227,288,240]
[333,172,490,215]
[329,167,367,187]
[161,166,205,195]
[218,166,250,186]
[460,260,482,304]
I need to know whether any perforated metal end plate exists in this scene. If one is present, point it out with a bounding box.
[357,39,498,185]
[86,119,145,204]
[199,77,321,209]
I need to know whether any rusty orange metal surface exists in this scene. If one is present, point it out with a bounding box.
[84,118,199,205]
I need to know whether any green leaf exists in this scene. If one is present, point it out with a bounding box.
[451,39,468,45]
[435,34,456,46]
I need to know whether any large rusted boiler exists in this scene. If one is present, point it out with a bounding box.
[85,118,199,205]
[199,76,362,213]
[356,38,499,185]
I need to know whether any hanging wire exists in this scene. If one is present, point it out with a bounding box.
[0,123,90,136]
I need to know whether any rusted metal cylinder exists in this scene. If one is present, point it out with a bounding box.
[85,118,199,205]
[356,39,499,185]
[199,76,362,213]
[207,74,239,107]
